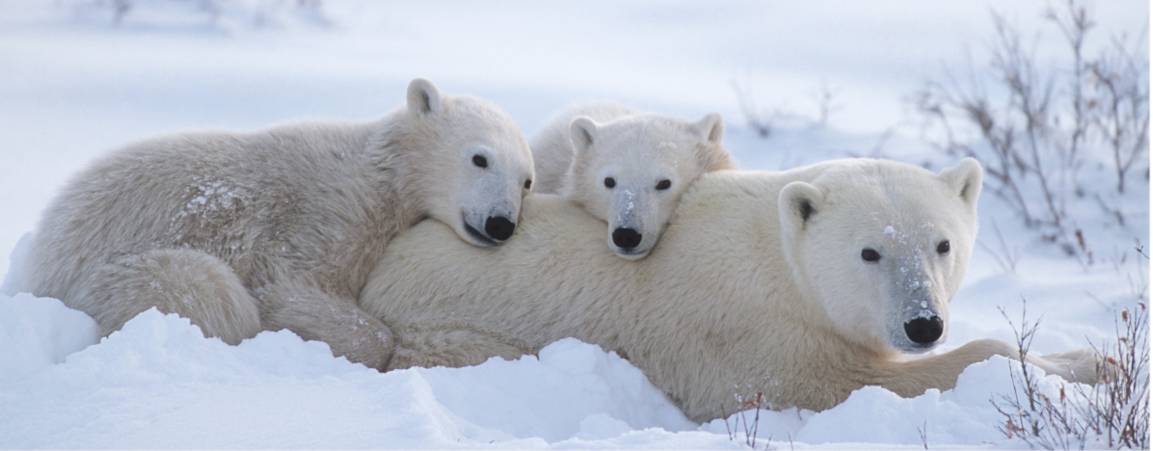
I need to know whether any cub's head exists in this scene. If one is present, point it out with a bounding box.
[564,113,732,259]
[403,79,534,247]
[778,159,983,354]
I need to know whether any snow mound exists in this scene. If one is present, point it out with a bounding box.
[0,294,1115,449]
[700,357,1088,448]
[0,292,99,382]
[0,232,33,295]
[0,295,694,448]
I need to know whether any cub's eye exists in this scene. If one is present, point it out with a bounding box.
[861,248,881,262]
[937,240,950,255]
[655,179,672,191]
[524,179,532,190]
[604,177,616,188]
[472,155,488,168]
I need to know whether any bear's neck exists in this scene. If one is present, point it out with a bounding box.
[363,114,430,225]
[307,115,429,298]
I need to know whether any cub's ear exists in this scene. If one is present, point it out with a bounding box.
[778,181,824,240]
[569,116,598,155]
[407,78,442,116]
[938,157,983,210]
[693,113,725,144]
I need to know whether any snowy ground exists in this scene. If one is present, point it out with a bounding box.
[0,0,1147,448]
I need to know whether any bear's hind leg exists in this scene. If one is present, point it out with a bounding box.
[79,249,262,345]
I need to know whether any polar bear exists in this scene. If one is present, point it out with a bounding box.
[530,104,733,259]
[19,79,534,370]
[359,158,1102,421]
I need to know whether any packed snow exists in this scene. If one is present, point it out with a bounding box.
[0,0,1147,448]
[0,293,1116,449]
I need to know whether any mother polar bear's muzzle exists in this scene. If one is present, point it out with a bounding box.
[896,270,946,350]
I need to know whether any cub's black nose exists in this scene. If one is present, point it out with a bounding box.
[484,216,515,241]
[904,316,944,344]
[612,227,642,250]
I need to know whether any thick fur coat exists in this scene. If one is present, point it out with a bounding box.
[19,79,534,370]
[359,158,1100,421]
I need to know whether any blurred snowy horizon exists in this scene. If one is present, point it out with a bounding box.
[0,0,1148,278]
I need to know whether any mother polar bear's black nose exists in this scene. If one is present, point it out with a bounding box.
[484,216,516,241]
[904,316,944,344]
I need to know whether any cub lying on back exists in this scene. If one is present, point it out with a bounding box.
[360,158,1102,421]
[530,104,733,259]
[19,79,534,370]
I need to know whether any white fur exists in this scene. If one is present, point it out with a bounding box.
[19,79,533,370]
[360,158,1102,421]
[530,104,733,259]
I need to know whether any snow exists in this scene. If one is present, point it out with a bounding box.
[0,294,1107,449]
[0,293,99,382]
[0,300,703,448]
[0,0,1147,448]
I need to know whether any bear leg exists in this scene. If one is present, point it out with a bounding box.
[872,339,1108,398]
[79,249,262,345]
[258,280,395,371]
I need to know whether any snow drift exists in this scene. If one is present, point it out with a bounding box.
[0,292,1111,449]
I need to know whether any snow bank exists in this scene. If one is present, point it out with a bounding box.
[699,356,1101,448]
[0,293,98,382]
[0,293,1103,449]
[0,232,32,296]
[0,294,697,448]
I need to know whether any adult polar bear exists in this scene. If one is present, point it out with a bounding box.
[360,158,1100,421]
[20,79,534,370]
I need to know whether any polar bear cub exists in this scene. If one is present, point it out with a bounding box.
[19,78,534,370]
[531,104,733,259]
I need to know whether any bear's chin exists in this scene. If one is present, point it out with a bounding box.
[611,247,651,260]
[460,222,498,247]
[890,337,944,354]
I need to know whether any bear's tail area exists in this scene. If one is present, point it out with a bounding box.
[77,249,261,345]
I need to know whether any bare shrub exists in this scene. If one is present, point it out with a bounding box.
[810,80,844,128]
[722,391,768,449]
[63,0,329,30]
[990,298,1149,449]
[913,0,1148,258]
[1127,241,1149,303]
[732,79,776,139]
[1087,32,1150,195]
[977,221,1022,275]
[731,78,844,139]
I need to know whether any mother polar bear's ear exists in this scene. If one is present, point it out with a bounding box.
[936,157,984,213]
[778,181,825,243]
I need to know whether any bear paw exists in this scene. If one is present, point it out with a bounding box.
[1038,348,1111,384]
